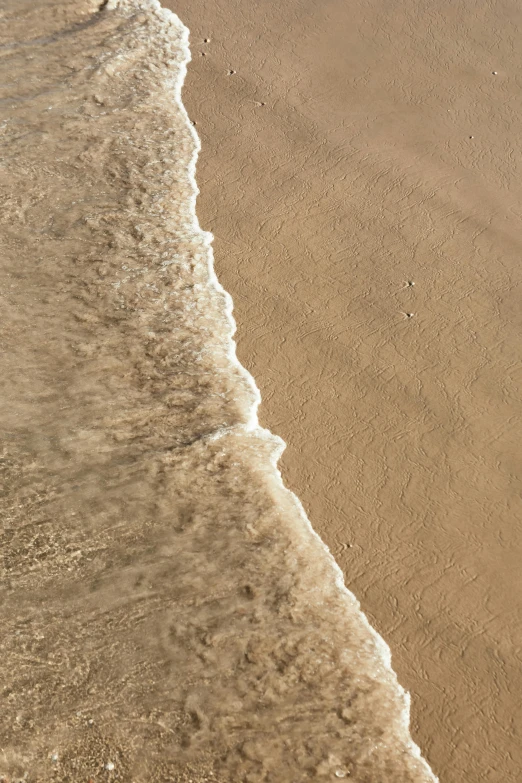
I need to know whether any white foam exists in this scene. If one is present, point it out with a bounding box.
[103,2,438,778]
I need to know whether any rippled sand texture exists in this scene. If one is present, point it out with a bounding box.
[0,1,437,781]
[164,1,522,781]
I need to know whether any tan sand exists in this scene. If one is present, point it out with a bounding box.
[164,0,522,780]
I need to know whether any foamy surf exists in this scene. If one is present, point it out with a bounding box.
[0,0,437,780]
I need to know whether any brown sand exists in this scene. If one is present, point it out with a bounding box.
[164,0,522,781]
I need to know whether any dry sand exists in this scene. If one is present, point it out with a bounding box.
[164,0,522,780]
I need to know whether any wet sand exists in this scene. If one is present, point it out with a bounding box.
[164,0,522,781]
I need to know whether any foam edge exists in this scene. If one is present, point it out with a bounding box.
[101,1,439,779]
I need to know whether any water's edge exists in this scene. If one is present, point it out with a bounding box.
[141,0,438,777]
[0,0,438,779]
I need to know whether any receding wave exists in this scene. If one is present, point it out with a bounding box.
[0,1,437,780]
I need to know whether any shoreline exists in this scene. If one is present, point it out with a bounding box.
[0,1,437,779]
[158,0,437,773]
[167,0,522,780]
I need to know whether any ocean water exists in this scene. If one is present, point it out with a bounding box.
[0,1,437,781]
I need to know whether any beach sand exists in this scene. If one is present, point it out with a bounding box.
[0,0,520,780]
[165,0,522,780]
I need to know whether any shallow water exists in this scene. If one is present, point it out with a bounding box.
[0,1,436,780]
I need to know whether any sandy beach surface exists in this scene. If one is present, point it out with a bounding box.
[165,0,522,780]
[0,0,520,780]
